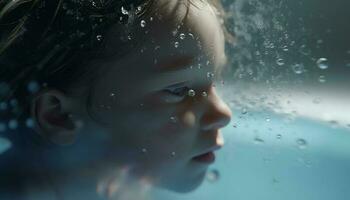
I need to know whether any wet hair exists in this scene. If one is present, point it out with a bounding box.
[0,0,231,127]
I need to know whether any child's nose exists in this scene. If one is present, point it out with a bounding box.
[199,88,232,131]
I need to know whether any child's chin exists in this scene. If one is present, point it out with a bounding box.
[159,171,206,193]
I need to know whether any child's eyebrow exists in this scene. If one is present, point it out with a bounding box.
[153,56,195,73]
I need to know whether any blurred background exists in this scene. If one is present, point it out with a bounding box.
[154,0,350,199]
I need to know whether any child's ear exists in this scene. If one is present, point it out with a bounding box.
[30,89,82,146]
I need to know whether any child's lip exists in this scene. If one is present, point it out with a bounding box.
[191,145,222,164]
[192,151,215,164]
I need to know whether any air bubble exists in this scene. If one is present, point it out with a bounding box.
[201,92,208,97]
[316,58,329,69]
[296,138,307,149]
[276,134,282,139]
[141,148,147,153]
[241,107,248,115]
[0,102,8,111]
[170,116,178,123]
[0,137,12,154]
[174,41,179,48]
[187,89,196,97]
[292,64,304,74]
[140,20,146,28]
[276,58,285,66]
[25,118,34,128]
[8,119,18,130]
[254,137,264,144]
[121,6,129,15]
[318,75,326,83]
[96,35,103,41]
[207,72,214,79]
[206,169,220,183]
[0,123,6,132]
[27,81,40,93]
[171,152,176,157]
[179,33,186,40]
[266,117,271,122]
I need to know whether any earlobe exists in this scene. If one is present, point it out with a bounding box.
[31,90,80,145]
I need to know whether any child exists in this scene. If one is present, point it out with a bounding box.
[0,0,232,199]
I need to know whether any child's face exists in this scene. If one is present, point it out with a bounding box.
[77,0,231,192]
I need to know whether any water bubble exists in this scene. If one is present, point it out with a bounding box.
[121,6,129,15]
[9,99,18,107]
[25,118,34,128]
[207,72,215,79]
[27,81,40,93]
[8,119,18,130]
[0,102,8,111]
[140,20,146,28]
[174,41,179,48]
[179,33,186,40]
[312,98,321,104]
[206,169,220,183]
[296,138,307,149]
[254,137,264,144]
[241,107,248,115]
[0,123,6,132]
[316,58,329,69]
[170,116,178,123]
[96,35,103,41]
[187,89,196,97]
[292,64,305,74]
[318,75,326,83]
[276,58,285,66]
[0,137,12,154]
[276,134,282,139]
[201,92,208,97]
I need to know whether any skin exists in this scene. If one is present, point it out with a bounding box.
[30,0,232,199]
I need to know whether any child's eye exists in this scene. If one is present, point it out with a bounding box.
[163,86,190,97]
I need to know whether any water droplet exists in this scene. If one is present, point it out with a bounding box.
[8,119,18,130]
[316,58,329,69]
[0,137,12,154]
[318,75,326,83]
[296,138,307,149]
[179,33,186,40]
[140,20,146,28]
[276,58,285,66]
[276,134,282,139]
[201,92,208,97]
[96,35,103,41]
[174,41,179,48]
[292,64,304,74]
[206,169,220,183]
[25,118,34,128]
[121,6,129,15]
[254,137,264,144]
[187,89,196,97]
[27,81,40,93]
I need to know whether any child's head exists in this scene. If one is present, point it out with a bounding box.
[0,0,232,193]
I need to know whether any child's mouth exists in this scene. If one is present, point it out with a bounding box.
[192,151,215,164]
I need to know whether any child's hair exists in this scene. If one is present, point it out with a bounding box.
[0,0,232,124]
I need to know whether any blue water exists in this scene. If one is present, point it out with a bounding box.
[155,110,350,200]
